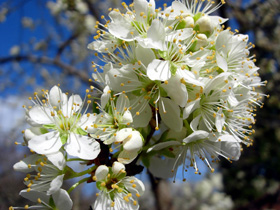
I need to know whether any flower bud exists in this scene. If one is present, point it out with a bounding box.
[95,165,109,181]
[123,131,143,152]
[183,16,194,28]
[196,15,213,36]
[23,127,42,143]
[112,162,125,175]
[115,128,133,143]
[193,33,208,51]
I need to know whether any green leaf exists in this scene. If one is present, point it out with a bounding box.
[159,129,170,142]
[158,50,168,59]
[159,86,168,97]
[193,12,202,22]
[209,45,216,51]
[40,127,49,134]
[63,166,77,180]
[175,20,187,30]
[181,65,189,71]
[96,181,102,190]
[183,120,193,136]
[116,171,127,180]
[141,156,150,168]
[60,133,68,144]
[204,31,211,38]
[43,124,56,129]
[49,197,56,208]
[132,89,142,96]
[92,101,100,114]
[216,68,224,74]
[189,40,197,52]
[161,148,176,158]
[170,62,177,76]
[75,127,87,135]
[193,109,201,119]
[193,24,200,32]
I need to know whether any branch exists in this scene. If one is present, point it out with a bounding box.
[84,0,101,21]
[148,171,161,210]
[0,55,89,82]
[55,32,82,60]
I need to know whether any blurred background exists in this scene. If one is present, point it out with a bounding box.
[0,0,279,209]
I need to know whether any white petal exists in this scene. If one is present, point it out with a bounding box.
[147,141,181,153]
[116,94,129,114]
[171,1,190,15]
[20,189,49,203]
[101,86,111,108]
[183,99,200,119]
[177,69,205,87]
[95,165,109,181]
[123,176,145,196]
[77,113,96,132]
[215,109,225,133]
[49,86,63,107]
[210,16,228,25]
[216,52,228,72]
[134,0,148,21]
[162,74,188,107]
[52,189,73,210]
[13,154,41,173]
[221,141,241,161]
[216,134,240,143]
[108,11,138,41]
[112,162,125,175]
[159,98,183,132]
[204,72,230,95]
[118,150,138,164]
[115,128,133,143]
[166,28,193,42]
[148,156,178,179]
[46,151,66,170]
[183,130,209,144]
[123,131,143,152]
[93,192,111,210]
[146,19,165,50]
[63,94,83,116]
[47,174,64,195]
[24,127,43,142]
[122,110,133,124]
[130,99,152,128]
[166,127,188,141]
[216,30,232,55]
[87,39,117,53]
[28,131,62,155]
[107,65,141,92]
[29,105,53,125]
[147,59,171,81]
[190,114,201,131]
[64,133,100,160]
[228,91,239,107]
[135,44,156,67]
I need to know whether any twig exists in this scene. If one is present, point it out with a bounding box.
[0,55,89,82]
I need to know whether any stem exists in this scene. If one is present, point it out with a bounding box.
[67,158,86,162]
[148,171,161,210]
[74,166,97,177]
[68,177,91,194]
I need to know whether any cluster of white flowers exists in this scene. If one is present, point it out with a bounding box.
[11,0,268,209]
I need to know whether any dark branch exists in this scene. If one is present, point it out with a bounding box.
[0,55,89,82]
[84,0,101,21]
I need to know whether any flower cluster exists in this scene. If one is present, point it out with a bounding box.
[11,0,267,209]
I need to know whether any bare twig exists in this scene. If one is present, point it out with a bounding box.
[0,55,89,82]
